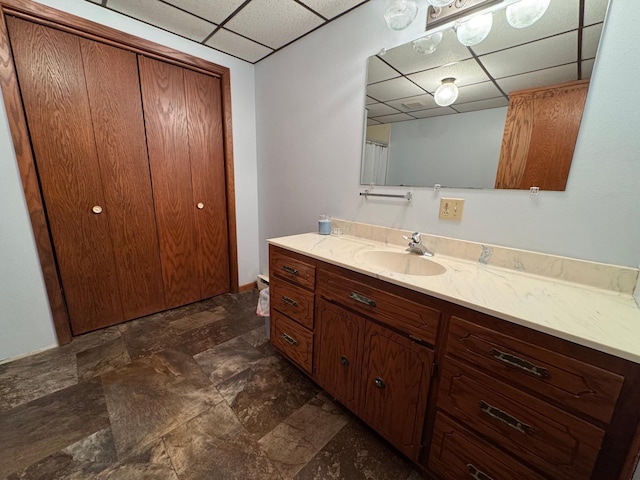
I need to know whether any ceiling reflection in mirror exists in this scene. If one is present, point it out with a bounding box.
[362,0,608,190]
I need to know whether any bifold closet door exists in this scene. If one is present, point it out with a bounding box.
[139,56,230,309]
[7,17,165,334]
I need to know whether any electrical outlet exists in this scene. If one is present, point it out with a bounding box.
[439,198,464,220]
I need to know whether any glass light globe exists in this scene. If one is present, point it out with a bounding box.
[412,32,443,55]
[506,0,551,28]
[455,12,493,46]
[434,78,459,107]
[384,0,418,31]
[427,0,454,7]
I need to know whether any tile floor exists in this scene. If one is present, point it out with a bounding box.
[0,290,426,479]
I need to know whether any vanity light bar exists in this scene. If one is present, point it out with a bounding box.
[425,0,520,35]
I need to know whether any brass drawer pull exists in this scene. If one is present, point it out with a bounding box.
[282,265,300,276]
[281,333,298,346]
[374,377,386,389]
[349,291,376,307]
[467,463,494,480]
[490,348,550,378]
[340,355,349,367]
[479,401,533,434]
[281,295,298,307]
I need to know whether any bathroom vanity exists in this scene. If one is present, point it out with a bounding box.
[268,221,640,480]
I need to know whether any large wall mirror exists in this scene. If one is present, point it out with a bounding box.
[362,0,609,190]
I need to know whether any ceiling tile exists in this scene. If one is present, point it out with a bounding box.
[366,77,426,102]
[582,59,595,79]
[479,31,578,79]
[455,81,504,104]
[107,0,216,42]
[582,23,603,60]
[367,118,381,126]
[86,0,101,3]
[225,0,324,49]
[454,97,509,113]
[584,0,609,26]
[408,58,491,92]
[367,56,400,84]
[366,96,378,105]
[385,93,437,112]
[470,0,579,55]
[371,113,415,124]
[299,0,368,19]
[205,28,273,63]
[366,103,401,117]
[496,63,579,95]
[410,107,456,119]
[162,0,246,24]
[382,29,472,75]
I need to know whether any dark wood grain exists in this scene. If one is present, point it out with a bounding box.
[0,12,70,343]
[184,69,230,298]
[271,276,315,329]
[7,17,123,334]
[80,38,165,321]
[271,249,316,290]
[139,56,200,309]
[271,309,314,374]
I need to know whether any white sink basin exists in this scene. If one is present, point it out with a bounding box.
[358,250,446,277]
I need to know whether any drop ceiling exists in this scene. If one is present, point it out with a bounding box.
[367,0,608,124]
[85,0,370,63]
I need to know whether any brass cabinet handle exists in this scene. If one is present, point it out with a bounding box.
[490,348,550,378]
[281,333,298,346]
[479,401,533,434]
[281,295,298,307]
[374,377,385,389]
[349,291,376,307]
[467,463,494,480]
[282,265,300,276]
[340,355,349,367]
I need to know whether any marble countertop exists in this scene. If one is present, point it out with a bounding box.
[268,232,640,364]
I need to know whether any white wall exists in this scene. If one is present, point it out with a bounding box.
[386,107,507,188]
[255,0,640,274]
[0,0,259,361]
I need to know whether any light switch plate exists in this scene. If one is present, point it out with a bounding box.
[439,198,464,220]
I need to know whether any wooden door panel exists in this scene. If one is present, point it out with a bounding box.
[139,56,200,309]
[80,39,165,320]
[7,17,123,333]
[183,69,229,298]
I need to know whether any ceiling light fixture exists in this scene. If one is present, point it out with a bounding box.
[412,32,443,54]
[434,78,459,106]
[505,0,551,28]
[455,11,494,46]
[383,0,419,31]
[426,0,454,7]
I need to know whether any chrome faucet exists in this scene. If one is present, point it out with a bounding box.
[403,232,434,257]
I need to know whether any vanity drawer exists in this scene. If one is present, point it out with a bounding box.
[438,358,604,480]
[445,316,623,423]
[271,249,315,290]
[318,270,440,345]
[270,276,314,329]
[271,310,313,374]
[430,411,545,480]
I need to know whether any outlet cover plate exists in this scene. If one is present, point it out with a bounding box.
[439,198,464,220]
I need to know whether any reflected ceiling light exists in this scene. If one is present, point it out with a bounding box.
[426,0,454,7]
[434,78,459,106]
[506,0,551,28]
[412,32,443,54]
[455,11,493,46]
[384,0,419,31]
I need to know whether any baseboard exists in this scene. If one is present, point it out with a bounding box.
[239,281,257,292]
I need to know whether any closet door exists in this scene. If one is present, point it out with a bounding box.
[139,57,230,309]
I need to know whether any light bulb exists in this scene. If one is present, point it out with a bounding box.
[506,0,551,28]
[434,78,458,107]
[455,11,493,46]
[383,0,418,31]
[412,32,443,55]
[426,0,454,7]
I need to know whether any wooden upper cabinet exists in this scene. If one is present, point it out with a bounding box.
[495,80,589,191]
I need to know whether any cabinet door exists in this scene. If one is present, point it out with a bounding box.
[360,321,433,461]
[315,299,364,413]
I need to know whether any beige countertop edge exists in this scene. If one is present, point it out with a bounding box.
[268,233,640,365]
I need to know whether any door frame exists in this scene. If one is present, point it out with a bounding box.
[0,0,239,344]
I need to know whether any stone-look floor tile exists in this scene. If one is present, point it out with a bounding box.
[406,470,428,479]
[0,348,78,413]
[258,392,349,479]
[194,336,266,385]
[240,325,271,349]
[294,420,414,480]
[217,354,321,439]
[67,325,122,353]
[168,305,228,333]
[77,337,132,381]
[118,312,182,360]
[0,378,110,478]
[6,428,117,479]
[101,348,220,457]
[94,438,179,480]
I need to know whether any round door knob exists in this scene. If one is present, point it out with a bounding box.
[197,202,204,210]
[92,205,103,214]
